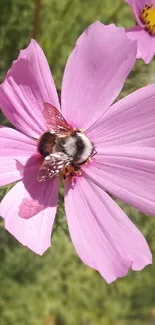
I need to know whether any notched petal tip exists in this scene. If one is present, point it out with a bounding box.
[0,34,60,138]
[1,39,38,84]
[62,20,137,130]
[106,254,152,283]
[65,176,152,283]
[4,224,49,256]
[75,20,137,50]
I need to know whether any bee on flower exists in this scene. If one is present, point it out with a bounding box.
[0,21,155,283]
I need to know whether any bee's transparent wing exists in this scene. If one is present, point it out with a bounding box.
[42,102,73,133]
[37,152,72,182]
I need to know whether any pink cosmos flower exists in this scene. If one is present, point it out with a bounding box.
[125,0,155,63]
[0,21,155,283]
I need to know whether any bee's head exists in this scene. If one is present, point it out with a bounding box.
[38,132,57,157]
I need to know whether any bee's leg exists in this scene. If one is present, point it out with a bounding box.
[91,148,97,158]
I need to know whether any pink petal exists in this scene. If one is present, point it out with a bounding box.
[132,0,155,22]
[86,84,155,215]
[83,146,155,216]
[131,0,146,26]
[0,126,37,186]
[126,26,155,63]
[126,0,155,27]
[133,0,147,9]
[61,21,136,130]
[0,165,59,254]
[86,84,155,148]
[65,177,151,283]
[0,40,60,138]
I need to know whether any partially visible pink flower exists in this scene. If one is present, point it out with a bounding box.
[125,0,155,63]
[0,21,155,283]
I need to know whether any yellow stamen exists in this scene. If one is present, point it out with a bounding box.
[60,164,82,182]
[76,170,82,176]
[140,4,155,36]
[73,127,85,133]
[78,128,85,133]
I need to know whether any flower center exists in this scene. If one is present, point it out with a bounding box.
[140,4,155,35]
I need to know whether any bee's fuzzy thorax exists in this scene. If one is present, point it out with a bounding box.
[63,136,77,156]
[73,132,93,164]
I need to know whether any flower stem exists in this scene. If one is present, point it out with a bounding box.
[32,0,41,40]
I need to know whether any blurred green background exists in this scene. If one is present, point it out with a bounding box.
[1,0,155,324]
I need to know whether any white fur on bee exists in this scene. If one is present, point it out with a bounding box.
[64,136,77,156]
[75,133,93,164]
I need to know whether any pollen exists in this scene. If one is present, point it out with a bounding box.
[140,4,155,35]
[73,127,85,133]
[83,157,92,166]
[61,164,82,182]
